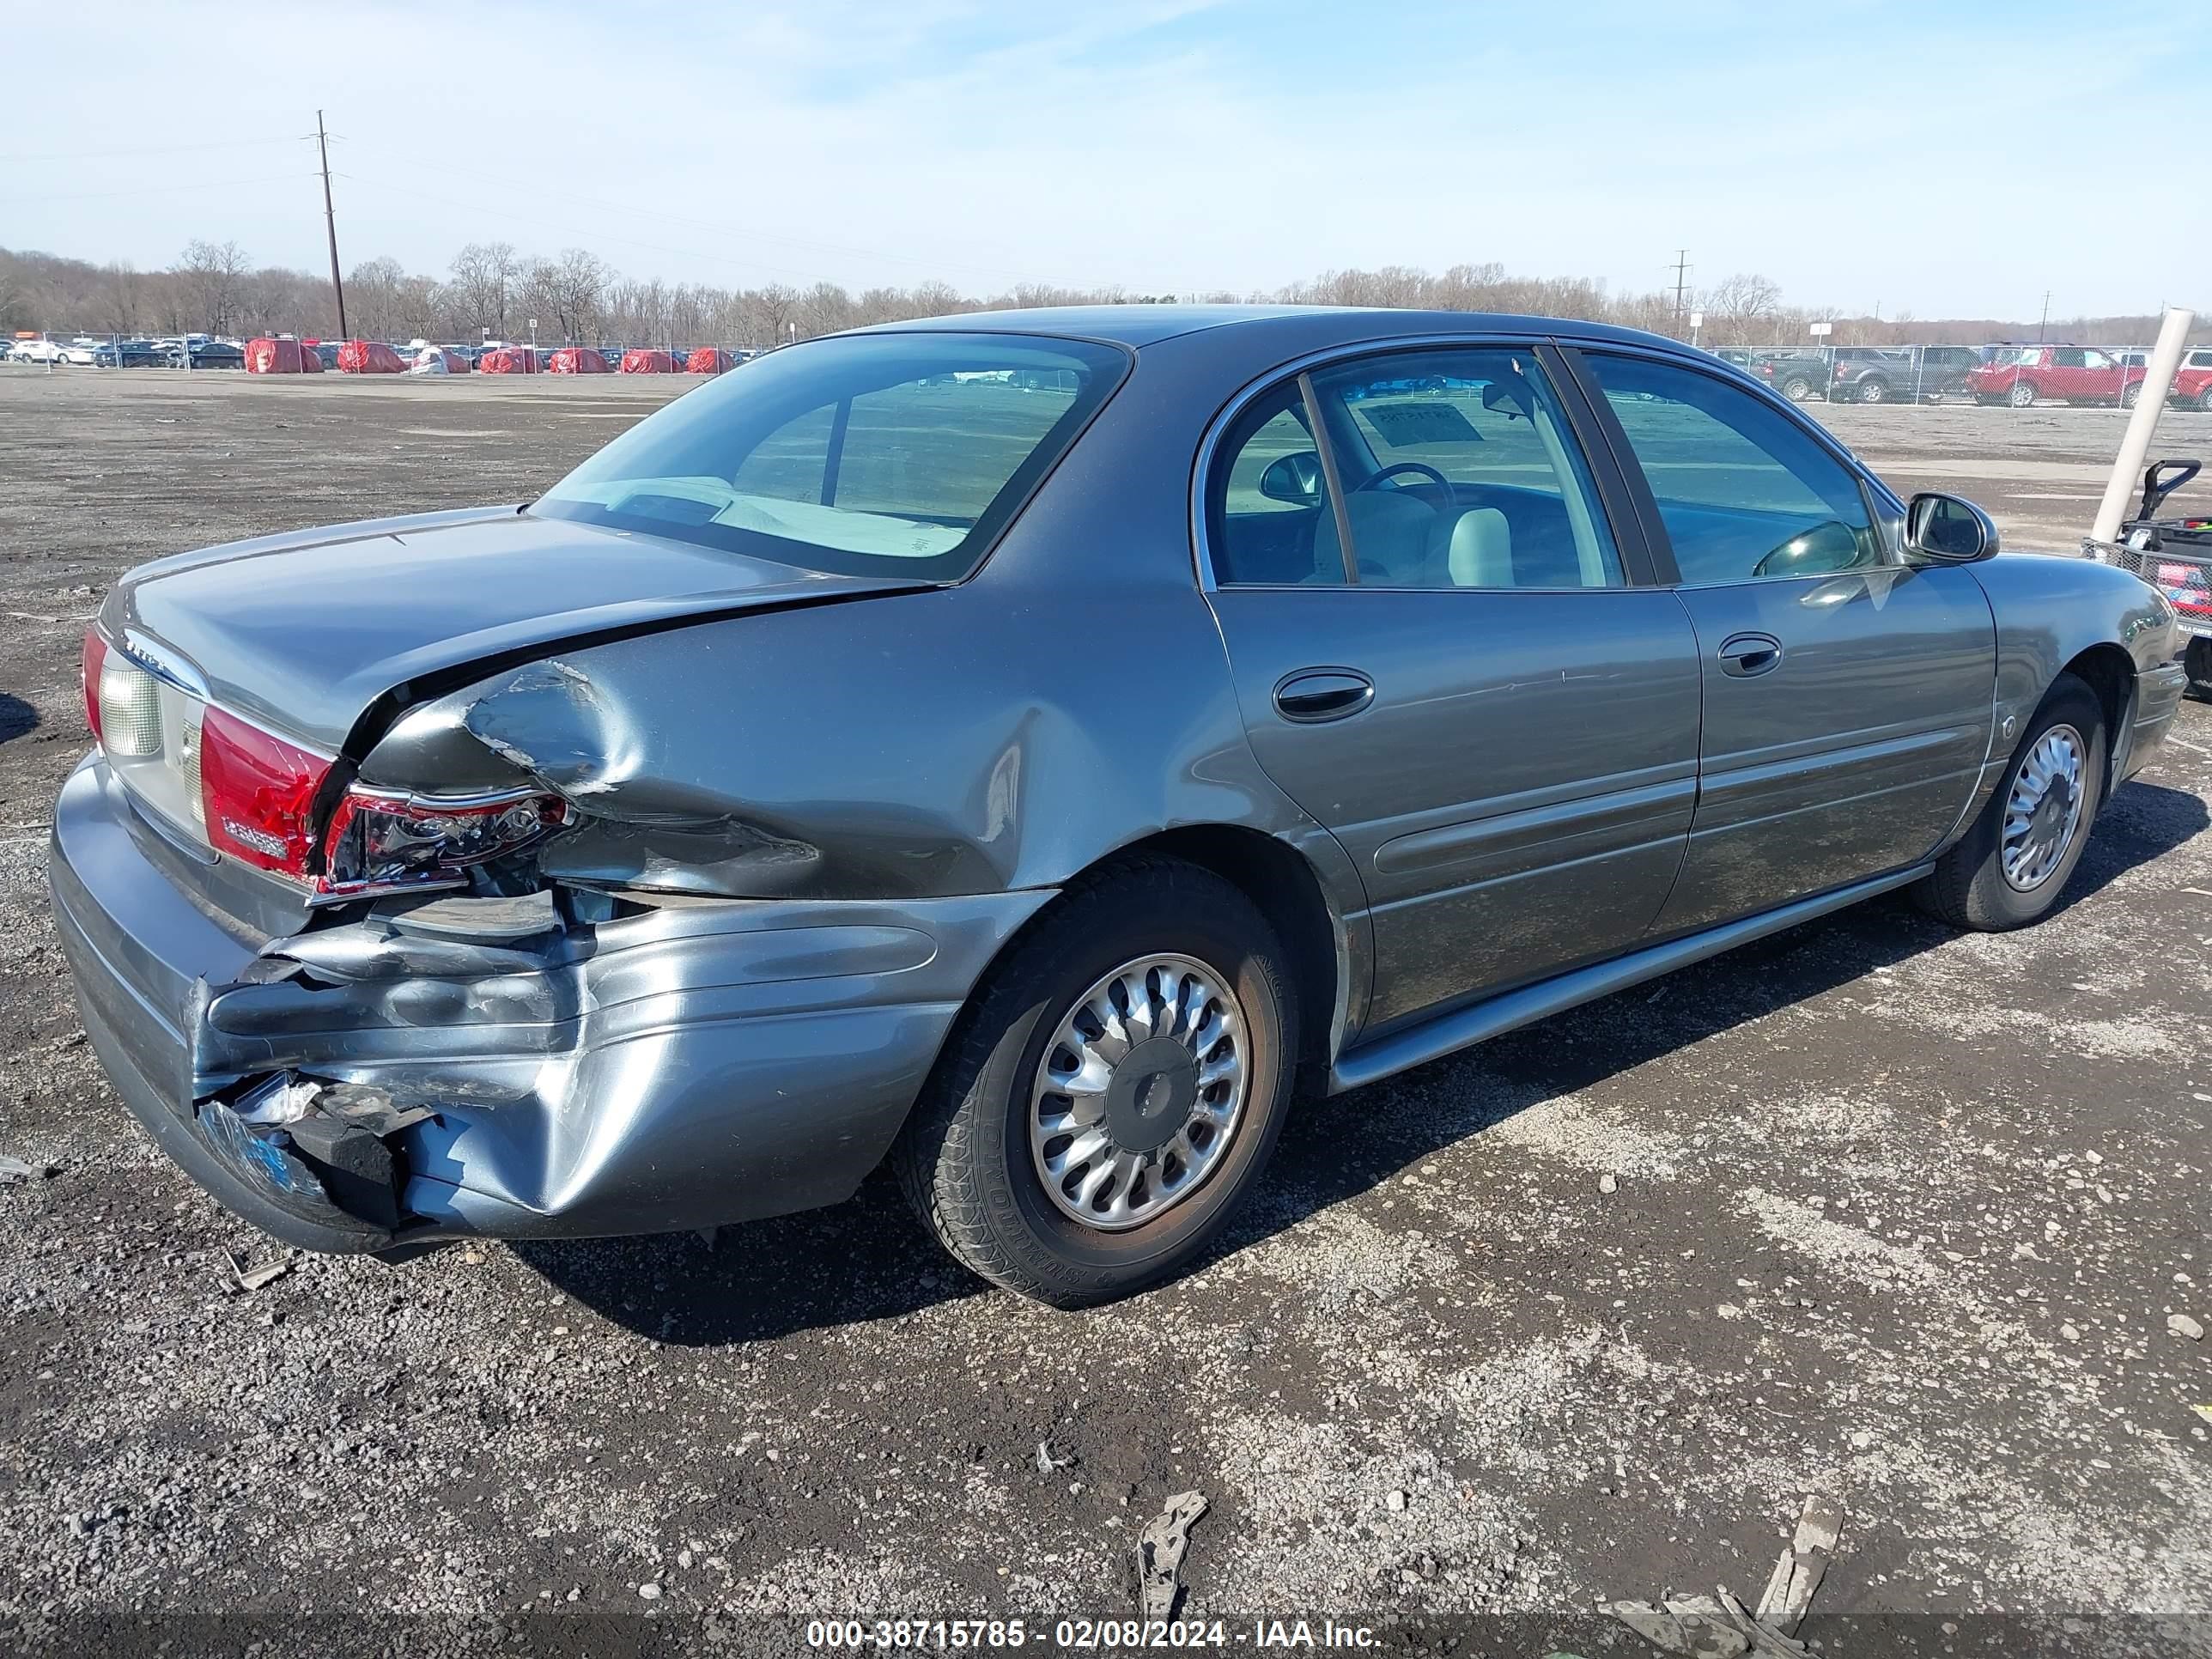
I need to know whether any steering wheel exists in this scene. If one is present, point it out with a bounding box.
[1352,461,1449,494]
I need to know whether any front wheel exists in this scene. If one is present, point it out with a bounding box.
[2199,386,2212,413]
[896,860,1297,1307]
[1915,673,2106,930]
[2121,382,2142,409]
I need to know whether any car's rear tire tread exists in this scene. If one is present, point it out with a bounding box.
[893,856,1296,1306]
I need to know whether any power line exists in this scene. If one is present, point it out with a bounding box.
[0,173,319,204]
[0,135,301,164]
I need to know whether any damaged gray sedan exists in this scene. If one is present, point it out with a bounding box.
[51,307,2185,1305]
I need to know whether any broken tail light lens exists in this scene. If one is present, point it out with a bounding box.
[316,787,568,902]
[198,705,333,878]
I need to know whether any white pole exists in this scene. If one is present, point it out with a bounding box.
[2090,306,2196,545]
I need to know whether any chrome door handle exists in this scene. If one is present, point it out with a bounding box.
[1717,632,1784,678]
[1273,668,1375,723]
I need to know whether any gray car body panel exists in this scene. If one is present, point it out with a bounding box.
[48,306,2184,1252]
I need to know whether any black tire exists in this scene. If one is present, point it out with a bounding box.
[2185,638,2212,697]
[894,859,1297,1307]
[2008,380,2037,408]
[1914,673,2106,931]
[2121,382,2142,409]
[1780,375,1813,401]
[2199,386,2212,413]
[1858,378,1890,404]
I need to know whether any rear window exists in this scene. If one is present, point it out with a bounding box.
[535,331,1128,580]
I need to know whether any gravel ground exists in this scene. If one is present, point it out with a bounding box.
[0,368,2208,1656]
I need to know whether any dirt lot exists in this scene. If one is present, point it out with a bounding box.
[0,368,2209,1656]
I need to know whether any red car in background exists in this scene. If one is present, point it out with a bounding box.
[1967,346,2146,408]
[2169,347,2212,411]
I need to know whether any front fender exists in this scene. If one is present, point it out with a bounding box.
[1966,550,2183,797]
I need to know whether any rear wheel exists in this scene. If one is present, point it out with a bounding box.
[2199,386,2212,412]
[2008,380,2038,408]
[1780,375,1814,401]
[2121,382,2142,409]
[1857,378,1890,404]
[895,860,1297,1307]
[1915,674,2105,930]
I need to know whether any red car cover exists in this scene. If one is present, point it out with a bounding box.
[245,337,309,374]
[686,348,733,374]
[546,348,611,374]
[300,344,325,373]
[477,348,538,374]
[422,349,469,374]
[620,349,678,374]
[337,340,408,374]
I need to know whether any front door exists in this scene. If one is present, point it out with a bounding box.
[1202,344,1702,1035]
[1573,349,1996,934]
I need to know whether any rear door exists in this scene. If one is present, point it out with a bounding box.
[1202,343,1702,1035]
[1569,348,1996,935]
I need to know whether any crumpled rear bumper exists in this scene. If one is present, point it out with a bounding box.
[49,755,1051,1251]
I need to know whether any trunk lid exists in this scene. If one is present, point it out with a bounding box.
[106,506,928,753]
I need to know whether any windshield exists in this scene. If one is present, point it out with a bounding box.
[535,331,1128,580]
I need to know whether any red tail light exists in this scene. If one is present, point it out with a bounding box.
[81,630,107,745]
[198,705,332,878]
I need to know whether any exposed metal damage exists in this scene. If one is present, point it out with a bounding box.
[173,878,1054,1249]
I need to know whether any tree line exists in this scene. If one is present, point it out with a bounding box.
[0,240,2199,350]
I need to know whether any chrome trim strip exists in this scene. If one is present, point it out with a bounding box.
[117,628,210,699]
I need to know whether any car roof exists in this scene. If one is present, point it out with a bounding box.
[854,303,1693,355]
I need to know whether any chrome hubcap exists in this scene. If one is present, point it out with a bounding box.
[2002,724,2086,891]
[1030,954,1247,1231]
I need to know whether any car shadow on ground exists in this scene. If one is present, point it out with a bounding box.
[514,778,2206,1346]
[0,692,38,744]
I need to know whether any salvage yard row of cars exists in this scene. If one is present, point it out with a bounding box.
[1708,342,2212,408]
[5,333,762,374]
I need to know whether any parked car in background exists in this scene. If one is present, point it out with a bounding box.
[2172,349,2212,411]
[311,343,340,369]
[167,341,246,370]
[1746,348,1832,401]
[52,307,2185,1305]
[1967,346,2146,408]
[1827,349,1915,404]
[91,340,168,368]
[10,337,70,365]
[61,342,105,367]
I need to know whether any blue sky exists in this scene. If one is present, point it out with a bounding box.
[2,0,2205,318]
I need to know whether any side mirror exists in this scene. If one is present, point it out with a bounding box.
[1905,492,1998,563]
[1259,450,1322,506]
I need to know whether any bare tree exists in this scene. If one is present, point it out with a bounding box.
[173,239,251,334]
[1703,272,1784,346]
[447,240,520,337]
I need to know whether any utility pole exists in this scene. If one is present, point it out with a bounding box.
[1670,249,1692,331]
[2037,290,2051,344]
[316,110,348,340]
